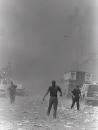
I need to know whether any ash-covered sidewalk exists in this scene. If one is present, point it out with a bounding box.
[0,96,98,130]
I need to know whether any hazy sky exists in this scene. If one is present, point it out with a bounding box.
[0,0,97,93]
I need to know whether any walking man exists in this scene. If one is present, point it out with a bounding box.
[8,81,17,104]
[43,80,62,119]
[71,85,81,110]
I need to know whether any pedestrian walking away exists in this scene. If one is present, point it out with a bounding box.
[8,81,17,104]
[71,85,81,110]
[43,80,62,119]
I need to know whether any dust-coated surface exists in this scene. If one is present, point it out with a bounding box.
[0,96,98,130]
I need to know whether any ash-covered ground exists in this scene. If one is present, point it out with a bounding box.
[0,95,98,130]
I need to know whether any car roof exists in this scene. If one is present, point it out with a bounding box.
[88,84,98,87]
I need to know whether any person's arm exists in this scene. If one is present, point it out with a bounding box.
[79,89,81,98]
[70,90,75,98]
[43,87,50,101]
[15,85,17,89]
[58,87,62,97]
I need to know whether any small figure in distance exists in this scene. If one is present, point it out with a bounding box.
[71,85,81,110]
[8,81,17,104]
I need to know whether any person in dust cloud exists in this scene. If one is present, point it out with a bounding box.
[8,81,17,104]
[71,85,81,110]
[43,80,62,119]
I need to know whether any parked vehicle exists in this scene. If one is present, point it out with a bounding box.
[85,83,98,105]
[16,83,25,96]
[0,79,8,97]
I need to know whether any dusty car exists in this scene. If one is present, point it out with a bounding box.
[0,79,25,97]
[0,80,8,97]
[16,83,25,96]
[85,84,98,106]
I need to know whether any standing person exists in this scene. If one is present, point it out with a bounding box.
[8,81,17,104]
[43,80,62,119]
[71,85,81,110]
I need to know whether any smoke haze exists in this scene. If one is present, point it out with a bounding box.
[0,0,97,94]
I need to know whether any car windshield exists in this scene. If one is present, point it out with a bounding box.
[88,85,98,91]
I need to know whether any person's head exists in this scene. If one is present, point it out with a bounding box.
[52,80,56,86]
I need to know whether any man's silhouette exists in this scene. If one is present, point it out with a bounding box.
[71,85,81,110]
[43,80,62,119]
[8,81,17,104]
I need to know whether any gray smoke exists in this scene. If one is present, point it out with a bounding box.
[0,0,96,94]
